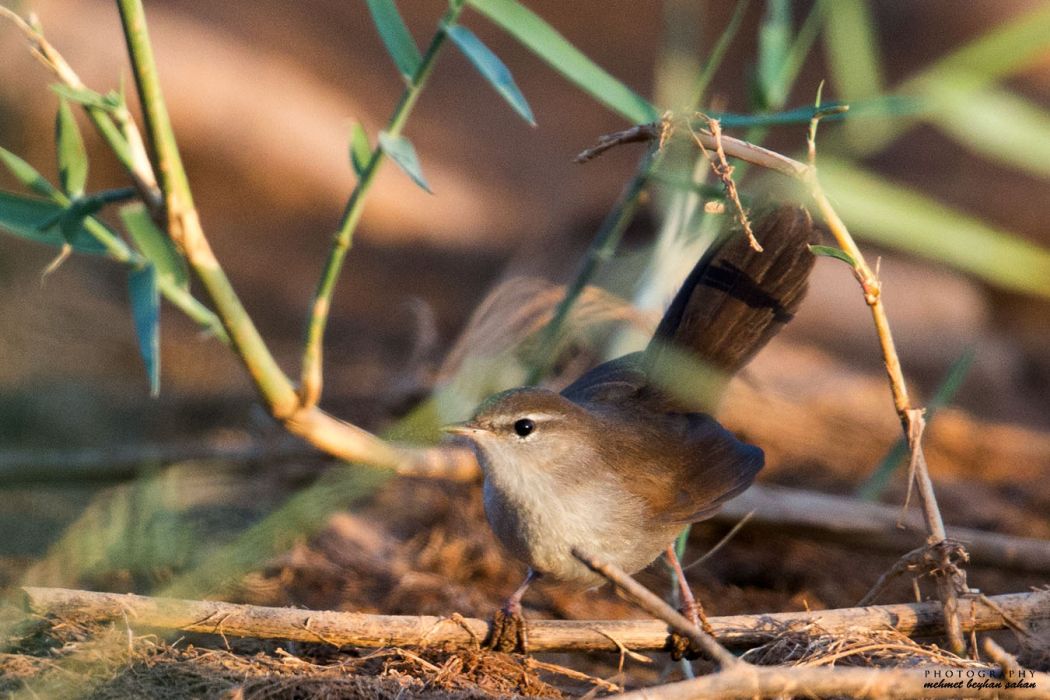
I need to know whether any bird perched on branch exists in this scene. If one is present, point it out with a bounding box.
[447,205,817,652]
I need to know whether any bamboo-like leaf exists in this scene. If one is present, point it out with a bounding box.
[349,123,372,177]
[50,84,123,112]
[755,0,792,108]
[446,24,535,125]
[365,0,422,80]
[809,244,856,267]
[467,0,657,124]
[55,98,88,197]
[713,97,919,129]
[120,203,189,288]
[0,146,59,198]
[691,0,751,106]
[0,190,106,253]
[904,3,1050,94]
[822,0,884,99]
[818,158,1050,298]
[128,263,161,397]
[838,4,1050,159]
[57,207,94,245]
[772,1,827,108]
[378,131,432,193]
[36,189,135,245]
[37,197,106,247]
[923,85,1050,180]
[821,0,891,148]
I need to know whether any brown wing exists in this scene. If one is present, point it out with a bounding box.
[560,352,648,404]
[587,404,763,526]
[662,413,763,523]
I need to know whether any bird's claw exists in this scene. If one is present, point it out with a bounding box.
[669,600,715,660]
[669,630,700,660]
[486,607,529,654]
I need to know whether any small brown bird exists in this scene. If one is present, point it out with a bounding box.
[447,205,817,651]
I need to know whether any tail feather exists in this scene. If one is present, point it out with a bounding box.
[645,205,817,375]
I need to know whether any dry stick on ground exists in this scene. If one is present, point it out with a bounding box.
[715,485,1050,576]
[576,114,969,654]
[984,638,1029,680]
[23,587,1050,655]
[0,441,321,483]
[615,665,1050,700]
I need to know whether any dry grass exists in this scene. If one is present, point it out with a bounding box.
[1,612,598,699]
[741,621,982,669]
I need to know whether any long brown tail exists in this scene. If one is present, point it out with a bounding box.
[645,205,817,375]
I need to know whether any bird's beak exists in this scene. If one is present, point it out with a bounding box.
[441,420,483,437]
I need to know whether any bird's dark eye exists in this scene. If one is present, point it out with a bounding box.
[513,418,535,437]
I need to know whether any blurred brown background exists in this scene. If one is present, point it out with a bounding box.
[1,0,1048,452]
[1,8,1050,693]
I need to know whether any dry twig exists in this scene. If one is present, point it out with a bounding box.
[688,115,761,251]
[718,485,1050,575]
[858,540,969,607]
[22,587,1050,655]
[571,549,740,668]
[616,663,1050,699]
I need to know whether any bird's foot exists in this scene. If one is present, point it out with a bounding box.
[669,599,715,661]
[486,604,529,654]
[669,629,695,660]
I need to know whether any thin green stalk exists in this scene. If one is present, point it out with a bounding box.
[689,0,751,106]
[116,0,192,211]
[524,149,658,385]
[84,219,133,260]
[116,0,297,414]
[87,106,136,173]
[300,1,468,407]
[732,0,827,180]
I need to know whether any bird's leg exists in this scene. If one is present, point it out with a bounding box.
[666,545,715,659]
[666,545,714,633]
[487,569,538,653]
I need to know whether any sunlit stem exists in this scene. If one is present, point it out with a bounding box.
[117,0,298,415]
[299,1,469,408]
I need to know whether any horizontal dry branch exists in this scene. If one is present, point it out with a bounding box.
[719,485,1050,575]
[22,587,1049,654]
[0,441,319,483]
[618,663,1050,699]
